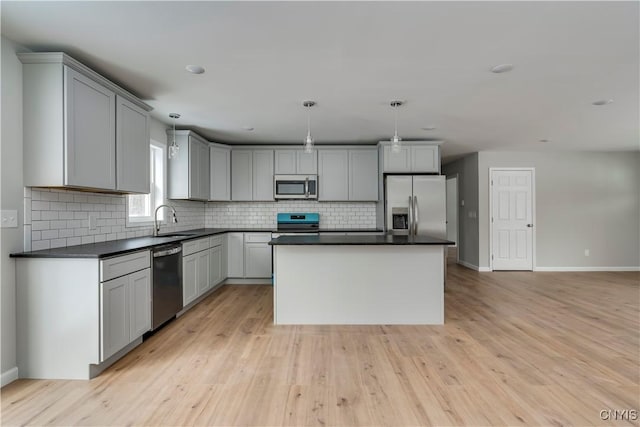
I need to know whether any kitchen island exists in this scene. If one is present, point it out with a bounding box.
[270,234,453,325]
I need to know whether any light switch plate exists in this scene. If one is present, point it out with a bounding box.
[1,210,18,228]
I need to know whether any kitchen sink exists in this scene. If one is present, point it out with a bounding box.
[155,233,198,238]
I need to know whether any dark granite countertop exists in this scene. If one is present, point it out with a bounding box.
[11,227,389,259]
[10,228,271,259]
[269,234,454,246]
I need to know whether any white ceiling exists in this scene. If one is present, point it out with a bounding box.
[2,1,638,161]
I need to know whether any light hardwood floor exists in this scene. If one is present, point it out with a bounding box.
[2,264,639,426]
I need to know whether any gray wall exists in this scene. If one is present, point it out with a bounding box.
[1,37,27,384]
[442,153,479,267]
[478,151,640,269]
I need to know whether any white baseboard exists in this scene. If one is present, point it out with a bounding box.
[534,266,640,272]
[225,278,272,285]
[1,367,18,387]
[457,260,491,272]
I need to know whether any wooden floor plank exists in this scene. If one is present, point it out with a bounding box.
[2,264,638,426]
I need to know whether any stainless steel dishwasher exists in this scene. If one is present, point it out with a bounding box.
[152,243,183,330]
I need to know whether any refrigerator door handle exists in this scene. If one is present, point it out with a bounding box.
[408,196,413,236]
[414,195,419,235]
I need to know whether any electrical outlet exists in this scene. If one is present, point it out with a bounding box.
[1,210,18,228]
[88,213,98,230]
[584,249,590,257]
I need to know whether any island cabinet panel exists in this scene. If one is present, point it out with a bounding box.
[227,232,245,277]
[231,151,253,201]
[252,150,274,201]
[348,149,378,201]
[210,145,231,201]
[318,150,349,201]
[64,66,116,190]
[116,95,150,193]
[100,276,129,361]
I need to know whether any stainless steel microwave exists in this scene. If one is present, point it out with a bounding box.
[274,175,318,199]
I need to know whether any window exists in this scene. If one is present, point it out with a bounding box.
[127,143,165,225]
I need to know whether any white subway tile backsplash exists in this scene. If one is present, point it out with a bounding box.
[204,200,377,229]
[25,188,377,251]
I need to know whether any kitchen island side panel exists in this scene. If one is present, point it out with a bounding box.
[274,245,444,325]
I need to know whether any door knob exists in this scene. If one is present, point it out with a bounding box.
[526,224,533,228]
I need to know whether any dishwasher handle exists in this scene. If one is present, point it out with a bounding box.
[154,246,182,258]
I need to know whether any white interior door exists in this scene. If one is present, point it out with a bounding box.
[446,177,458,246]
[491,169,534,270]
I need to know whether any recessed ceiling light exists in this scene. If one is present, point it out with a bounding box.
[491,64,514,73]
[539,139,550,143]
[185,65,205,74]
[592,99,613,106]
[421,126,436,131]
[242,126,254,131]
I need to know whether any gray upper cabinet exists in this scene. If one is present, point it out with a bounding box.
[232,149,274,201]
[116,95,150,193]
[274,149,317,175]
[209,144,231,201]
[348,149,378,201]
[19,52,152,193]
[252,150,274,201]
[231,150,253,201]
[318,150,349,201]
[319,148,379,201]
[168,130,210,201]
[65,67,116,190]
[381,142,441,173]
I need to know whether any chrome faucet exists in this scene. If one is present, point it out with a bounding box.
[154,204,178,236]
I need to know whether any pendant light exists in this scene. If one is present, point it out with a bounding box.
[303,101,316,153]
[168,113,181,159]
[390,100,403,153]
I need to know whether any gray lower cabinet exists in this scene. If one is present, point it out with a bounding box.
[100,268,151,362]
[244,233,273,278]
[210,244,224,285]
[227,232,272,278]
[99,251,151,362]
[227,233,245,277]
[182,237,215,306]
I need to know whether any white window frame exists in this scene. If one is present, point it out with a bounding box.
[126,141,166,227]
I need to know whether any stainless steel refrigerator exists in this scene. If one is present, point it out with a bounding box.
[385,175,446,238]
